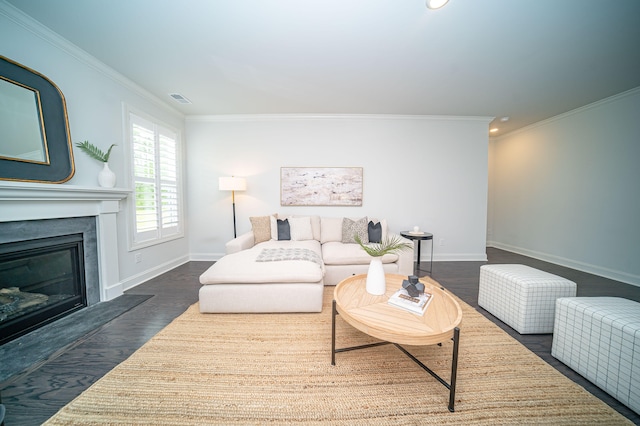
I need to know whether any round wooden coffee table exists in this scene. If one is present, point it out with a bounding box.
[331,273,463,412]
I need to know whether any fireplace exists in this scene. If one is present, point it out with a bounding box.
[0,234,87,345]
[0,216,101,345]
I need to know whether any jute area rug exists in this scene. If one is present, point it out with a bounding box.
[45,287,631,425]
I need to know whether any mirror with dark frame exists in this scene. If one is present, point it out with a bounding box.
[0,55,74,183]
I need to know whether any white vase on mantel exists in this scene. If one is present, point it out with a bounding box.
[98,162,116,188]
[366,257,386,295]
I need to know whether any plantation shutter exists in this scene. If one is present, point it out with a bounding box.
[131,113,180,244]
[159,129,179,233]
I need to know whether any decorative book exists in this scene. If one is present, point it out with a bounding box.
[387,288,433,315]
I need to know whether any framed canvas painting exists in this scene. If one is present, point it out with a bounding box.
[281,167,363,206]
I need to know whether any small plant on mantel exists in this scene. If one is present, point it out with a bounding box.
[75,140,118,187]
[354,234,412,257]
[75,140,116,163]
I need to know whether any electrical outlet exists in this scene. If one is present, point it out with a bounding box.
[135,253,142,263]
[439,238,445,247]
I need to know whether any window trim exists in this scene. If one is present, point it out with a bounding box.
[124,105,184,251]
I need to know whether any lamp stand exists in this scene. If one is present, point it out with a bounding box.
[231,190,237,238]
[219,176,245,239]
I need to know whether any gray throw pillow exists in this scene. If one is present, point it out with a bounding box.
[368,220,382,243]
[277,218,291,240]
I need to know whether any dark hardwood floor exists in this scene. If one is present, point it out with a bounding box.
[1,248,638,425]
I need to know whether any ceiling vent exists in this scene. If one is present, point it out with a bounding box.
[168,93,192,104]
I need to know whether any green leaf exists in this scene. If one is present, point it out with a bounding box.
[75,140,117,163]
[354,234,412,257]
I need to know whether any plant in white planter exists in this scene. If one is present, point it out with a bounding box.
[355,234,412,295]
[75,141,117,187]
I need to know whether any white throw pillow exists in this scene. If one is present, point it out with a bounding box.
[288,216,314,241]
[320,217,344,243]
[270,215,278,240]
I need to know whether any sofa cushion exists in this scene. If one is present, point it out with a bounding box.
[309,215,321,241]
[288,216,314,241]
[200,240,324,284]
[250,216,271,244]
[322,241,399,265]
[342,217,369,244]
[320,217,343,243]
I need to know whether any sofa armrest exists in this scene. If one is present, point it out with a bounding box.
[225,231,256,255]
[392,233,415,277]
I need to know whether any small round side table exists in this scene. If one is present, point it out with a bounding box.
[400,231,434,276]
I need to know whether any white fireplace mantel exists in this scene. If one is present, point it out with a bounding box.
[0,181,131,219]
[0,181,132,301]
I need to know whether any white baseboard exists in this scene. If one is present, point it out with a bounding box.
[487,241,640,288]
[424,253,488,262]
[119,255,191,294]
[189,252,225,262]
[103,283,124,301]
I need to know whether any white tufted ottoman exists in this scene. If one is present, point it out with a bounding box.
[552,297,640,415]
[478,264,577,334]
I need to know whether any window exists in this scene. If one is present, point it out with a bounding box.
[129,112,182,246]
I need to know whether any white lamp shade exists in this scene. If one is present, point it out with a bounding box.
[219,176,246,191]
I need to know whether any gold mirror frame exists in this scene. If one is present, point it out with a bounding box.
[0,55,74,183]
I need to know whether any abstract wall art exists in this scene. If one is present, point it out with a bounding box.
[280,167,363,206]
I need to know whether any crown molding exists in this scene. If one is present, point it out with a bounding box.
[0,0,183,118]
[186,113,494,123]
[494,85,640,140]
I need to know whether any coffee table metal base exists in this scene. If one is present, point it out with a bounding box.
[331,300,461,412]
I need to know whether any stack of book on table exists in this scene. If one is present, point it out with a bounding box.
[388,288,433,315]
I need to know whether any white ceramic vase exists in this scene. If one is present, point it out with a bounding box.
[365,257,386,295]
[98,162,116,188]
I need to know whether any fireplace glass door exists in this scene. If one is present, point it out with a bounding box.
[0,233,87,345]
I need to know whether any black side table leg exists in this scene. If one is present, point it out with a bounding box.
[331,300,337,366]
[448,327,461,412]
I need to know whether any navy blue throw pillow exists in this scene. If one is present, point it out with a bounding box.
[368,221,382,243]
[277,218,291,240]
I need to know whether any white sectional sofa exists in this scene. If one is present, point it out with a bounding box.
[199,215,414,313]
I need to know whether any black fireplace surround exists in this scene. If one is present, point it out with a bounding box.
[0,217,100,345]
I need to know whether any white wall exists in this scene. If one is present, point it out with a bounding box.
[489,88,640,287]
[1,3,189,294]
[186,115,491,262]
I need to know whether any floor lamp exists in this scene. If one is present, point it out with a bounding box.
[219,176,246,238]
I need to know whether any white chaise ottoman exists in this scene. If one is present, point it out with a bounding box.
[478,264,577,334]
[199,240,325,313]
[552,297,640,415]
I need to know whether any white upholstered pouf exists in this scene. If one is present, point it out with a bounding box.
[552,297,640,415]
[478,264,577,334]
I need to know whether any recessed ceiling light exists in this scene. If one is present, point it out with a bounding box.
[500,116,510,122]
[490,128,499,133]
[426,0,450,10]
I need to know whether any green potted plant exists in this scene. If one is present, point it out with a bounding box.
[75,141,117,187]
[355,234,412,295]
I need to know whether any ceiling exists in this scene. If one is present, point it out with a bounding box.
[6,0,640,135]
